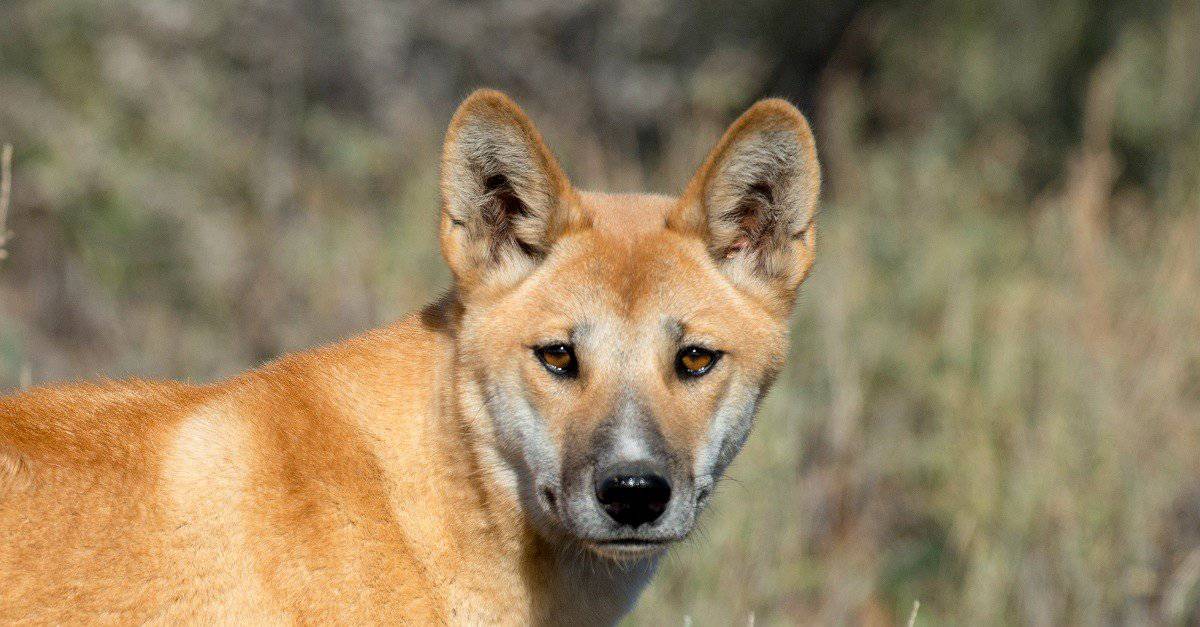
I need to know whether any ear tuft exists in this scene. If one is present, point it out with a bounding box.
[439,90,582,290]
[671,98,820,302]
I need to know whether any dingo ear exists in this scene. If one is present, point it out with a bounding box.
[671,99,820,306]
[439,90,584,291]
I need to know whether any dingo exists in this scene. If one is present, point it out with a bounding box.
[0,90,819,624]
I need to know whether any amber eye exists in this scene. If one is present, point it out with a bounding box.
[676,346,721,377]
[535,344,578,377]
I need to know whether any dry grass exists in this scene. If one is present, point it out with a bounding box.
[0,143,11,261]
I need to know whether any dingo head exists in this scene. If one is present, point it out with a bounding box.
[439,90,818,560]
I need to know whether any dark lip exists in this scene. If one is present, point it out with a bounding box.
[585,538,673,559]
[586,537,681,553]
[593,538,669,546]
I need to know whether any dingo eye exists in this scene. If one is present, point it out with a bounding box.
[535,344,578,377]
[676,346,721,377]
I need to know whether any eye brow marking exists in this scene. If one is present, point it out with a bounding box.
[662,317,685,345]
[568,322,592,345]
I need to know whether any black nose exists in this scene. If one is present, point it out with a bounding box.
[595,471,672,527]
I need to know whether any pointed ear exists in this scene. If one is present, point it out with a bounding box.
[670,99,820,305]
[439,89,584,291]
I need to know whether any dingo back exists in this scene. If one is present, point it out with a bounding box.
[0,90,819,624]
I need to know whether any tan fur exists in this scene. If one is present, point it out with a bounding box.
[0,90,819,624]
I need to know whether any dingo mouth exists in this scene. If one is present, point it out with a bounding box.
[585,538,674,560]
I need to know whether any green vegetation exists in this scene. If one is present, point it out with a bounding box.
[1,0,1197,623]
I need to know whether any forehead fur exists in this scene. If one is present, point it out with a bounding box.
[565,191,801,321]
[575,192,677,243]
[506,222,779,335]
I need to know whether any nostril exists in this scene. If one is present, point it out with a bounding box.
[595,474,671,527]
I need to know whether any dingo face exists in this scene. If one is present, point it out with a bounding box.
[440,91,818,561]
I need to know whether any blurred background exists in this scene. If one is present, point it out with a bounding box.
[1,0,1199,623]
